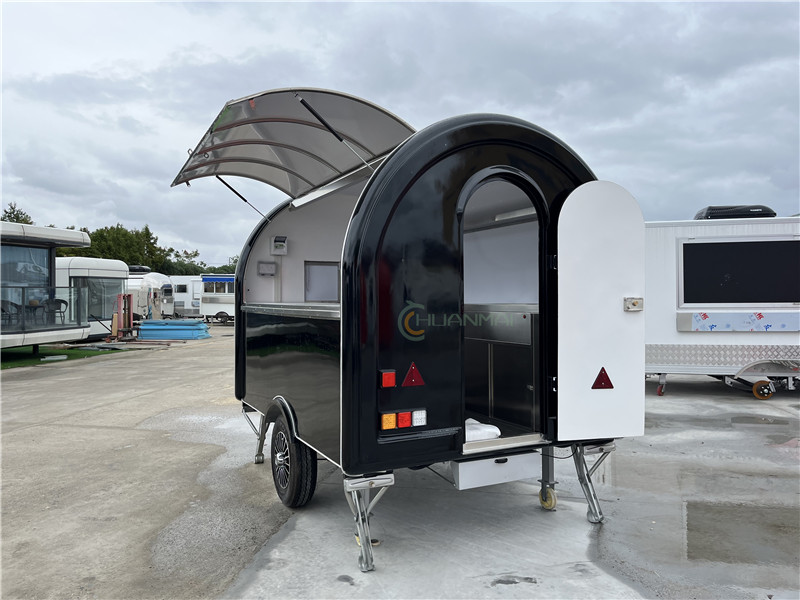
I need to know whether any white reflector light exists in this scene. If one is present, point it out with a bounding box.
[412,409,427,427]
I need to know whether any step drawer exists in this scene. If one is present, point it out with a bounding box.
[451,451,538,490]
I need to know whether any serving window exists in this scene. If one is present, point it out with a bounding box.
[681,239,800,305]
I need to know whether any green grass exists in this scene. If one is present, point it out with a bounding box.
[1,345,122,370]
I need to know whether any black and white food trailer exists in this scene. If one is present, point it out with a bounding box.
[172,88,645,571]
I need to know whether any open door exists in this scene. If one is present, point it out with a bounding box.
[557,181,645,441]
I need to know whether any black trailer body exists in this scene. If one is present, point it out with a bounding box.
[173,88,645,571]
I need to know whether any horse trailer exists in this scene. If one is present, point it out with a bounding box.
[172,88,646,571]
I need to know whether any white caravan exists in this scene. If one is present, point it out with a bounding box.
[200,274,235,323]
[645,215,800,398]
[56,257,129,340]
[170,275,202,318]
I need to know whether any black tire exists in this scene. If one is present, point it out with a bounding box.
[270,415,317,507]
[214,312,229,324]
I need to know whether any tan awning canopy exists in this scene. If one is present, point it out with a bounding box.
[171,88,415,199]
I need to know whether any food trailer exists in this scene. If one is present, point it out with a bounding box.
[172,88,645,571]
[645,214,800,398]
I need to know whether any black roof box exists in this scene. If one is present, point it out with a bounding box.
[694,205,776,220]
[128,265,152,273]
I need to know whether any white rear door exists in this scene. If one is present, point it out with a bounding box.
[557,181,645,441]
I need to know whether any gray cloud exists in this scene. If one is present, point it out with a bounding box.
[2,1,798,265]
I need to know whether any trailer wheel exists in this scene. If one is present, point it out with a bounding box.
[214,311,229,324]
[270,415,317,508]
[752,380,774,400]
[539,487,557,511]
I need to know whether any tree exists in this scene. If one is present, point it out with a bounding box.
[162,249,208,276]
[51,221,236,276]
[205,255,239,274]
[56,223,173,273]
[2,202,34,224]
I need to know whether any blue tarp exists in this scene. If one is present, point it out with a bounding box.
[138,320,211,340]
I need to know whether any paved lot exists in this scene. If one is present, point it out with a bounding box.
[2,327,291,599]
[2,329,798,599]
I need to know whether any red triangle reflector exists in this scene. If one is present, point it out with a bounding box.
[402,362,425,387]
[591,367,614,389]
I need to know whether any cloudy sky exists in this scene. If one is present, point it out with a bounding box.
[2,1,798,266]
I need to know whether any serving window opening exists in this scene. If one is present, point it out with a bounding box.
[462,178,544,451]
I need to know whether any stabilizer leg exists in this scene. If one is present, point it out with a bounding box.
[242,406,269,464]
[254,414,268,464]
[343,474,394,572]
[571,442,614,524]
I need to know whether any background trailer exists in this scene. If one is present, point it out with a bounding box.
[126,266,174,321]
[200,273,235,324]
[645,216,800,399]
[172,88,645,571]
[170,275,202,318]
[56,257,129,340]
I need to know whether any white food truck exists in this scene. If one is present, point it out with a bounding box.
[645,214,800,398]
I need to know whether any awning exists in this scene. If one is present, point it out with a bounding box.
[171,88,415,200]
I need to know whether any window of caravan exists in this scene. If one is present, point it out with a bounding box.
[1,245,49,287]
[70,277,126,319]
[204,281,234,294]
[1,244,50,305]
[305,262,339,302]
[175,284,188,293]
[682,239,800,304]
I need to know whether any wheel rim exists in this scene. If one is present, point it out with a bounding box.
[273,431,291,489]
[753,380,774,400]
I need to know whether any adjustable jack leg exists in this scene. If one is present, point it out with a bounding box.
[242,406,268,464]
[253,414,268,464]
[344,474,394,572]
[571,442,613,524]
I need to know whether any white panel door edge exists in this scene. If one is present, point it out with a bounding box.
[557,181,645,441]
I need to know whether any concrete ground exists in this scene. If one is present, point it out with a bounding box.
[2,329,798,599]
[1,326,291,599]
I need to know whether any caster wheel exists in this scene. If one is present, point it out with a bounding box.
[254,453,264,464]
[752,380,774,400]
[656,384,665,396]
[539,487,557,511]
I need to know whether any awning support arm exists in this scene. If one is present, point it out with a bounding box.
[295,93,374,172]
[215,175,265,218]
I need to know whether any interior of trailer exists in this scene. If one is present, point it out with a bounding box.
[461,179,545,453]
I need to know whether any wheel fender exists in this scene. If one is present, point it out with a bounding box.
[266,395,299,438]
[735,359,800,379]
